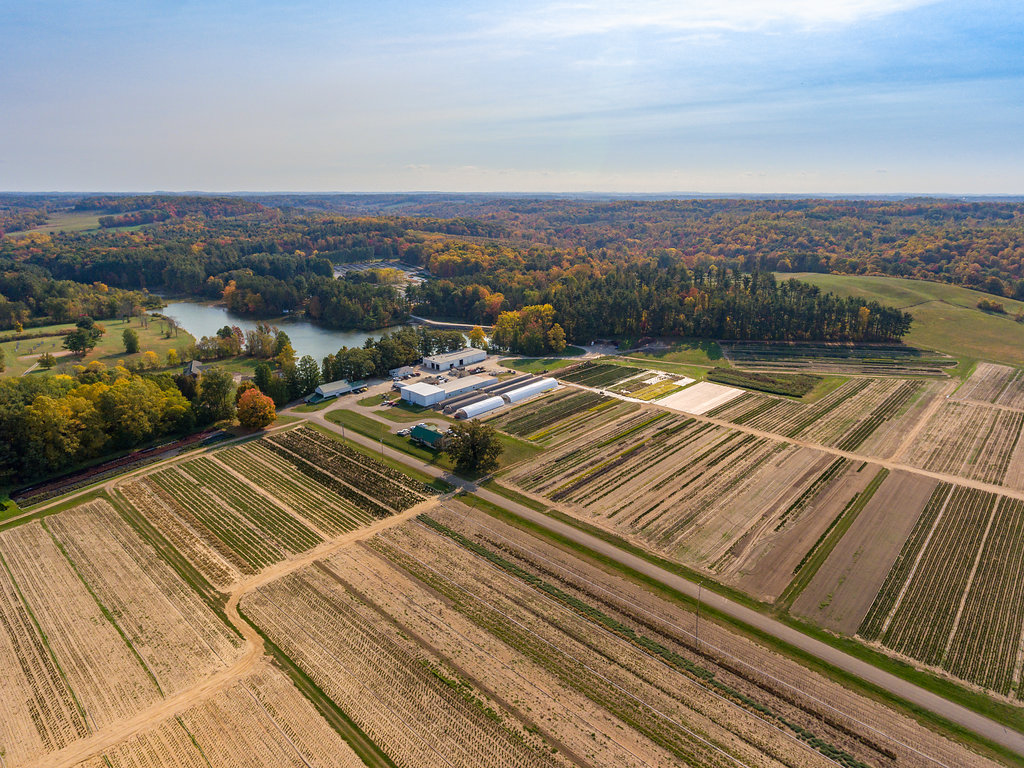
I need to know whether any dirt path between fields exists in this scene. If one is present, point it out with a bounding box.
[30,497,438,768]
[891,380,957,461]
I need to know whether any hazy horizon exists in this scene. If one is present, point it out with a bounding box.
[3,1,1022,194]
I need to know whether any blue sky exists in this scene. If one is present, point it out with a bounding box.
[1,0,1022,193]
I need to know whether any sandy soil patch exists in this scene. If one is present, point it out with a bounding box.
[657,381,744,414]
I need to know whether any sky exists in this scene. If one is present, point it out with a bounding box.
[1,0,1022,194]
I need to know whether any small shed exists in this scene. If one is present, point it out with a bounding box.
[410,424,449,449]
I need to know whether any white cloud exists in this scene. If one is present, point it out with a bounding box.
[490,0,937,39]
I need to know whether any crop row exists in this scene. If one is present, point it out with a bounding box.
[269,427,430,511]
[217,443,373,535]
[0,522,160,730]
[371,530,751,768]
[118,478,245,587]
[180,457,323,553]
[430,505,1005,768]
[149,468,284,571]
[0,538,89,766]
[507,407,828,571]
[490,388,610,437]
[244,569,561,768]
[419,514,875,768]
[706,368,821,397]
[557,362,639,388]
[953,363,1017,404]
[47,501,241,695]
[858,484,1024,694]
[705,378,922,453]
[903,401,1024,485]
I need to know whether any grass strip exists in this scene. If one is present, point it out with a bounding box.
[458,492,1024,767]
[779,468,890,610]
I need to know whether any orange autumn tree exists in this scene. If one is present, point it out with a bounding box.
[236,388,276,430]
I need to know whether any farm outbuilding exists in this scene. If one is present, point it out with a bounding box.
[410,424,450,448]
[455,396,505,420]
[401,382,446,406]
[501,377,557,404]
[305,379,366,404]
[400,374,497,406]
[422,347,486,372]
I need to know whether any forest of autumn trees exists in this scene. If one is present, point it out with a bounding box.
[6,193,1022,347]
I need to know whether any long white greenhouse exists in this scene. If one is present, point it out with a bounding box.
[501,377,558,404]
[454,396,506,419]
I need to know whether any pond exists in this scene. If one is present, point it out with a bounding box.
[158,301,409,363]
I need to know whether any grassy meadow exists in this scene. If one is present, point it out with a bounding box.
[784,272,1024,368]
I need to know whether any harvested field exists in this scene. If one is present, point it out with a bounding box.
[505,409,854,578]
[70,666,366,768]
[657,381,744,414]
[732,461,881,602]
[240,502,999,768]
[46,501,243,695]
[900,400,1024,487]
[0,522,161,731]
[791,471,938,634]
[557,361,639,388]
[859,484,1024,696]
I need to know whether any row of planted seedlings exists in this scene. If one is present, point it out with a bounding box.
[216,443,372,535]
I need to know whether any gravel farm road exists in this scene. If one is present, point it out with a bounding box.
[298,405,1024,759]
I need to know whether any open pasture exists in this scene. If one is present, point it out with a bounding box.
[0,499,242,767]
[859,484,1024,697]
[899,400,1024,488]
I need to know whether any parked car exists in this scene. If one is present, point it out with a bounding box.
[397,428,411,436]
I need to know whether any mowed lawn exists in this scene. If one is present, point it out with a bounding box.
[784,272,1024,367]
[1,317,195,377]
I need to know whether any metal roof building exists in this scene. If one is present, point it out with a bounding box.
[422,347,486,372]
